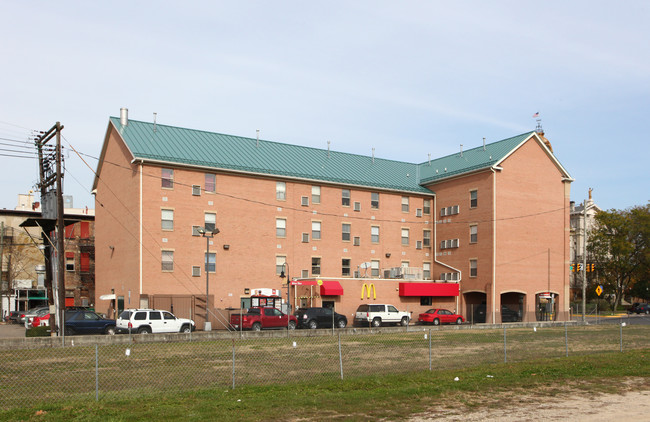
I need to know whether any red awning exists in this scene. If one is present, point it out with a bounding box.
[398,282,459,297]
[290,280,318,286]
[320,281,344,296]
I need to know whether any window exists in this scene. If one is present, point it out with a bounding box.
[342,189,350,207]
[205,252,216,273]
[162,209,174,230]
[311,257,321,276]
[80,252,90,272]
[371,192,379,209]
[204,213,216,233]
[342,223,351,242]
[149,311,162,320]
[423,199,431,215]
[162,168,174,189]
[276,218,287,238]
[302,233,309,243]
[65,252,75,271]
[192,266,201,277]
[312,186,321,204]
[470,225,478,243]
[276,182,286,200]
[470,190,478,208]
[301,196,309,206]
[401,196,409,212]
[192,226,202,236]
[416,240,422,249]
[205,174,216,193]
[420,296,432,306]
[423,230,431,247]
[371,226,379,243]
[312,221,321,240]
[401,228,409,245]
[162,251,174,271]
[301,269,309,278]
[440,207,447,217]
[470,259,477,277]
[80,221,90,239]
[353,236,360,246]
[416,208,422,217]
[342,259,351,277]
[192,185,201,196]
[354,201,361,212]
[423,262,431,280]
[276,256,286,275]
[371,260,380,277]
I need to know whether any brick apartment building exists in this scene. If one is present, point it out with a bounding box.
[93,109,572,328]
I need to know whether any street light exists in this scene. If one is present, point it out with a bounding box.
[197,227,219,331]
[279,262,290,314]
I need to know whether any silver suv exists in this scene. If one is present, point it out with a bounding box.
[116,309,195,334]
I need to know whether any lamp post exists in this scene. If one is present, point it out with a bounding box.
[197,227,219,331]
[279,262,290,314]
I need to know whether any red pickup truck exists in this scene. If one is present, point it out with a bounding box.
[231,307,297,331]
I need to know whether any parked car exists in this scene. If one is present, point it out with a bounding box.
[116,309,195,334]
[354,304,410,327]
[230,307,297,331]
[6,311,21,324]
[64,310,117,335]
[20,306,49,325]
[500,306,521,322]
[629,303,650,314]
[295,307,347,329]
[418,309,464,325]
[30,313,51,328]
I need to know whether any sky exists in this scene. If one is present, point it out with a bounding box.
[1,1,648,212]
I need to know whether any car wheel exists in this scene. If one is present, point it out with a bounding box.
[137,326,151,334]
[433,318,440,326]
[181,325,192,333]
[308,320,318,329]
[105,326,116,335]
[371,317,382,327]
[456,318,463,325]
[400,316,409,326]
[337,319,347,329]
[288,321,297,330]
[646,310,649,315]
[252,322,262,331]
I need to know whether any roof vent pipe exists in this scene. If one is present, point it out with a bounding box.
[428,153,431,166]
[327,141,331,159]
[460,144,463,157]
[120,108,128,126]
[483,137,486,151]
[372,148,375,164]
[153,112,157,133]
[256,129,259,148]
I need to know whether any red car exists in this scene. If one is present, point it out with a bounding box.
[418,309,464,326]
[30,313,50,328]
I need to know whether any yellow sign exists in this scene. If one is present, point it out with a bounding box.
[361,283,376,300]
[596,285,603,296]
[317,279,323,286]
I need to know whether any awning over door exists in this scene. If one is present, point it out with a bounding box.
[320,281,344,296]
[398,282,459,297]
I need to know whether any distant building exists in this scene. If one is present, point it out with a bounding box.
[569,188,601,300]
[93,109,573,327]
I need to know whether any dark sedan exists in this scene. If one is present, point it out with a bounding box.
[64,310,116,335]
[295,307,347,329]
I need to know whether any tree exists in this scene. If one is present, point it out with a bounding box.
[588,204,650,310]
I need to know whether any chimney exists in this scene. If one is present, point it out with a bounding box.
[120,108,128,126]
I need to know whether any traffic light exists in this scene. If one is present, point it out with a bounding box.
[590,263,595,272]
[570,264,574,272]
[577,263,582,272]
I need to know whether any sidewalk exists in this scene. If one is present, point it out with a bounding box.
[0,323,26,338]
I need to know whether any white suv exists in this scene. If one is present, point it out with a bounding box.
[116,309,195,334]
[354,304,411,327]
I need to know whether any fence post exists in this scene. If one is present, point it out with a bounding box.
[503,326,507,363]
[620,322,623,353]
[338,333,343,380]
[95,344,99,401]
[232,339,236,389]
[428,329,432,371]
[565,322,569,357]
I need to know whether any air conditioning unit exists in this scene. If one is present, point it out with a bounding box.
[354,270,360,278]
[416,208,422,217]
[416,240,422,250]
[440,208,447,217]
[383,269,392,279]
[302,233,309,243]
[354,202,361,212]
[301,196,309,206]
[389,267,403,278]
[353,236,360,246]
[192,185,201,196]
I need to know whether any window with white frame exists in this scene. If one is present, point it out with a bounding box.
[371,260,380,277]
[416,208,422,217]
[470,259,477,277]
[354,201,361,212]
[311,186,321,204]
[161,209,174,230]
[371,226,379,243]
[401,228,409,245]
[470,225,478,243]
[401,196,409,212]
[470,190,478,208]
[342,223,351,241]
[162,250,174,271]
[423,199,431,215]
[205,174,216,193]
[276,256,286,275]
[311,257,321,275]
[342,189,350,207]
[371,192,379,209]
[161,168,174,189]
[312,221,321,240]
[276,182,286,201]
[423,230,431,247]
[423,262,431,280]
[205,252,215,273]
[204,213,216,233]
[342,259,351,277]
[276,218,286,238]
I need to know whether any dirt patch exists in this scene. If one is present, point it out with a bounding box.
[407,377,650,421]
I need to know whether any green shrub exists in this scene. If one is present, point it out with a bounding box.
[25,326,51,337]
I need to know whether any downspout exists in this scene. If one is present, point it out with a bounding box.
[139,162,143,295]
[432,193,462,310]
[490,167,498,324]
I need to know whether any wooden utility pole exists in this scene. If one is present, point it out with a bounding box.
[55,122,65,331]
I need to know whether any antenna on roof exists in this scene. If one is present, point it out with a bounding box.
[327,141,331,159]
[428,153,431,166]
[153,112,157,133]
[372,148,375,164]
[256,129,260,148]
[460,144,463,157]
[483,137,486,151]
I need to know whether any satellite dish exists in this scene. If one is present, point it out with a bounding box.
[359,262,372,269]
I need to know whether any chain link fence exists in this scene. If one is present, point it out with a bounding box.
[0,321,648,409]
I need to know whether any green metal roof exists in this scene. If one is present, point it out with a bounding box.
[417,132,535,184]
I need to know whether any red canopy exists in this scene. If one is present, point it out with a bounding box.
[320,281,344,296]
[398,282,459,297]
